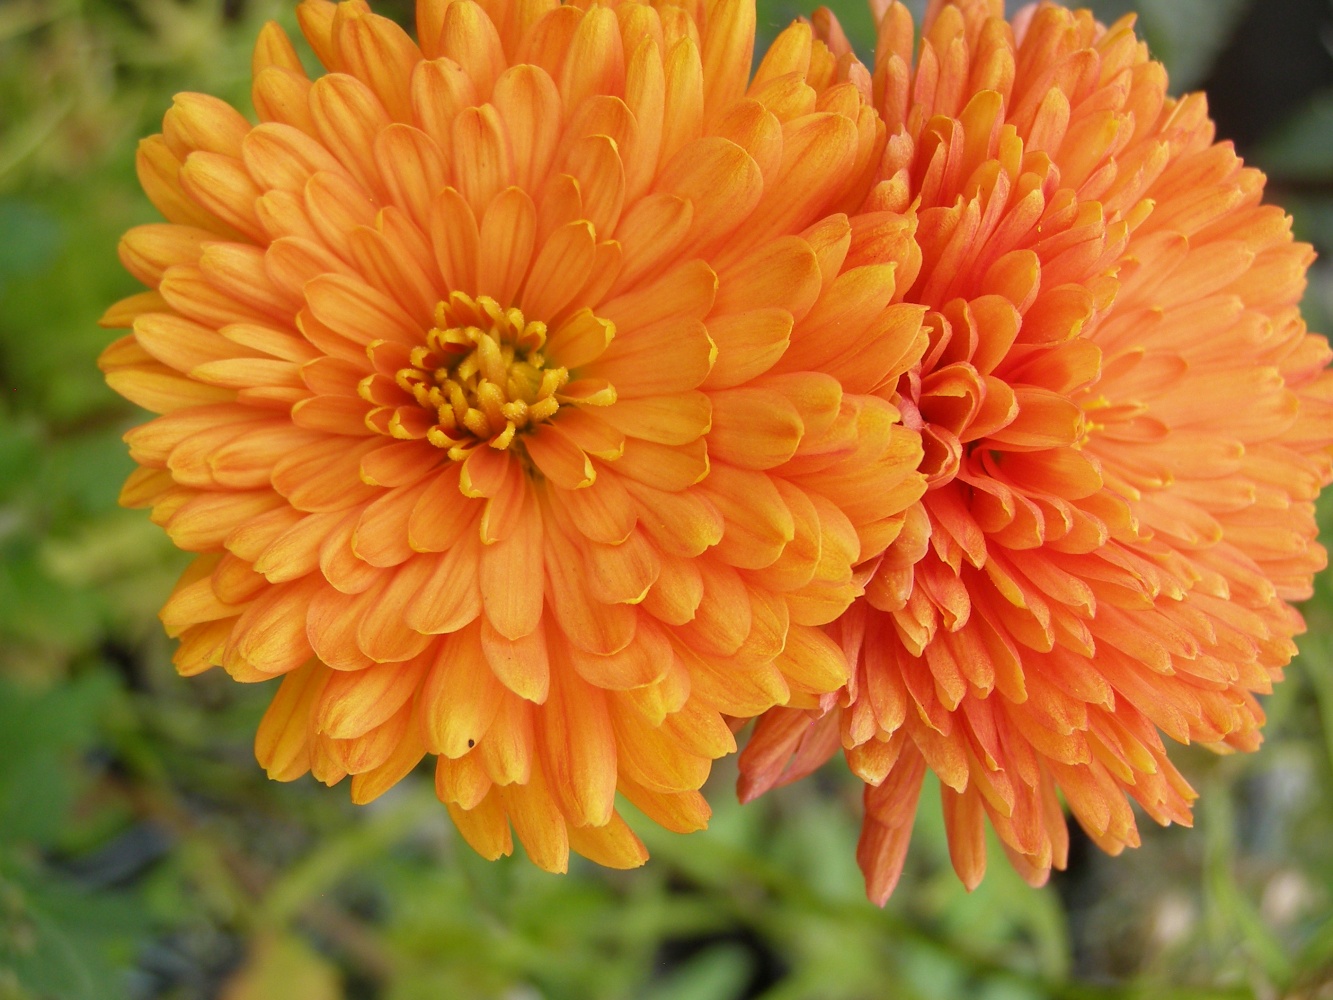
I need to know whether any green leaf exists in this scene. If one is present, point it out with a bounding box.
[1257,91,1333,181]
[218,933,343,1000]
[0,546,105,651]
[0,673,117,847]
[639,945,753,1000]
[0,201,61,291]
[0,414,40,506]
[1086,0,1251,90]
[755,0,878,65]
[0,869,149,1000]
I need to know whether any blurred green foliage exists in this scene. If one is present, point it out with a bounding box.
[2,1,1333,998]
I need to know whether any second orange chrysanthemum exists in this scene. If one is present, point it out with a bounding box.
[742,0,1333,904]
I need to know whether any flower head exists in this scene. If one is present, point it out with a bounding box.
[100,0,929,871]
[739,0,1333,903]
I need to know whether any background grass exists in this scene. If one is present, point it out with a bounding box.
[2,1,1333,998]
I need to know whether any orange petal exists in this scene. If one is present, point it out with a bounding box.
[480,617,550,703]
[707,387,802,469]
[567,810,649,868]
[658,135,762,254]
[584,527,661,606]
[520,220,597,319]
[559,4,624,114]
[447,794,514,860]
[254,660,329,781]
[317,656,425,738]
[309,72,392,199]
[435,751,493,809]
[491,64,563,192]
[525,426,595,489]
[679,641,790,716]
[338,12,421,123]
[479,489,545,638]
[703,308,793,389]
[618,439,709,494]
[499,757,570,872]
[118,223,217,287]
[225,575,323,675]
[542,499,637,654]
[136,135,240,236]
[618,776,711,833]
[603,391,710,446]
[621,476,722,556]
[439,0,507,99]
[408,465,478,551]
[539,665,617,827]
[451,104,513,217]
[555,470,636,544]
[546,307,616,370]
[477,690,536,786]
[402,535,484,635]
[477,186,537,305]
[349,705,427,804]
[419,624,504,757]
[567,616,671,689]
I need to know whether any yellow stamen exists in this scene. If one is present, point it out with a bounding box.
[392,291,569,454]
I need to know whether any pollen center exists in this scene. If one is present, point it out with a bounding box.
[398,292,568,460]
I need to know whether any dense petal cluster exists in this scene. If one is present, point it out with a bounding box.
[740,0,1333,903]
[105,0,1333,896]
[101,0,929,870]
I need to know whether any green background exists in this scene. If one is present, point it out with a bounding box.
[2,1,1332,997]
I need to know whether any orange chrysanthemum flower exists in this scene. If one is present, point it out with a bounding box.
[99,0,930,872]
[740,0,1333,903]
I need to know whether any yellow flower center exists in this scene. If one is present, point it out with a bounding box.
[398,292,568,461]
